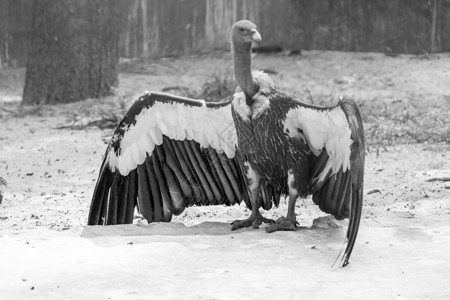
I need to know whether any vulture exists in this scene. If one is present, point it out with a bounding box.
[88,20,365,267]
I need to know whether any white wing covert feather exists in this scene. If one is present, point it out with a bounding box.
[283,104,353,184]
[106,92,238,176]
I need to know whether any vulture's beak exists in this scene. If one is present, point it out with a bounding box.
[251,29,261,44]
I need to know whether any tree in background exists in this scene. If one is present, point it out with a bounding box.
[22,0,126,105]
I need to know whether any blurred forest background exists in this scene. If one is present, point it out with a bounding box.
[1,0,449,68]
[1,0,449,106]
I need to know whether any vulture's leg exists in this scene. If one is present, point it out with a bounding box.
[266,170,299,233]
[231,169,273,230]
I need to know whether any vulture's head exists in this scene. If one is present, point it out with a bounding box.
[231,20,261,45]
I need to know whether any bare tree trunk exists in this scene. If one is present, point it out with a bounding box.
[22,0,125,105]
[430,0,442,53]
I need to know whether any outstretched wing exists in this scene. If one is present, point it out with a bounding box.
[334,96,365,266]
[88,91,251,225]
[283,95,365,266]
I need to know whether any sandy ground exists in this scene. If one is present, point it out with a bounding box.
[1,216,450,300]
[1,51,450,299]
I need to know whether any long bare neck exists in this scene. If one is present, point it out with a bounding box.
[232,41,256,104]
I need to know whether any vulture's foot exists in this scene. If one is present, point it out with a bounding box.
[265,216,298,233]
[231,213,274,231]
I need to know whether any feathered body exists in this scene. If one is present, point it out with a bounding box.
[231,71,361,221]
[88,20,365,266]
[233,76,308,195]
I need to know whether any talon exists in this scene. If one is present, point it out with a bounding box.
[265,216,297,233]
[231,214,274,231]
[252,219,262,229]
[231,218,252,231]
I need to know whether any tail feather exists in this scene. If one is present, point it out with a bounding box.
[338,96,365,267]
[136,160,155,222]
[107,174,121,225]
[219,153,242,203]
[152,150,173,222]
[117,176,129,224]
[124,170,138,223]
[183,140,214,204]
[162,162,186,215]
[340,186,363,267]
[204,148,226,204]
[148,154,166,222]
[171,140,203,204]
[88,161,113,225]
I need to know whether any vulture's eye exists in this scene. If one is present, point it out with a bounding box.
[239,28,246,33]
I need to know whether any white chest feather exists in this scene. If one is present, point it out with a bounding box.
[231,92,271,120]
[232,70,274,121]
